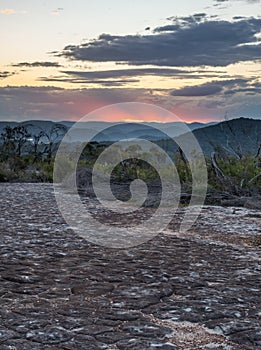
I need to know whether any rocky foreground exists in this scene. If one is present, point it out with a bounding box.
[0,183,260,349]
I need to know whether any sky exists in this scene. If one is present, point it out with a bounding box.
[0,0,260,123]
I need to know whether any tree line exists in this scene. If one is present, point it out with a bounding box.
[0,123,260,202]
[0,123,66,182]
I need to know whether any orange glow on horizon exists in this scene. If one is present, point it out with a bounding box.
[66,104,214,124]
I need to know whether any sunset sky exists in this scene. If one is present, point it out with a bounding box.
[0,0,260,122]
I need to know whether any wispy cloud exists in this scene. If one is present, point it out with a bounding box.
[1,8,15,15]
[0,8,27,15]
[12,61,61,68]
[61,68,211,79]
[213,0,260,8]
[0,71,14,79]
[51,8,64,16]
[170,79,252,97]
[39,76,140,86]
[39,67,228,86]
[215,0,259,3]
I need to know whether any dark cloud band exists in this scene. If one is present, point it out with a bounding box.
[59,16,261,67]
[170,79,252,97]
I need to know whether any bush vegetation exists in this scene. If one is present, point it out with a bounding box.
[0,124,260,199]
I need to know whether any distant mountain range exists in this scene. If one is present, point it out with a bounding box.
[0,118,260,157]
[0,120,216,141]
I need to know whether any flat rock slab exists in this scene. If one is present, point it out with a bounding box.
[0,183,260,349]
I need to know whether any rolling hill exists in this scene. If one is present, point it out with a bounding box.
[0,120,215,142]
[153,118,260,158]
[0,118,260,158]
[190,117,261,157]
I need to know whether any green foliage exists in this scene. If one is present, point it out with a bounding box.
[1,125,31,157]
[110,159,160,183]
[0,125,260,198]
[53,153,75,183]
[0,123,68,182]
[209,154,261,194]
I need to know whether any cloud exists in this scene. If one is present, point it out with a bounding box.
[51,8,64,16]
[59,16,261,67]
[0,8,15,15]
[0,86,155,120]
[215,0,259,3]
[0,8,27,15]
[213,0,260,8]
[153,13,208,32]
[39,76,140,86]
[0,71,14,79]
[12,61,61,68]
[0,84,260,122]
[39,67,226,85]
[171,83,223,96]
[170,78,252,96]
[63,68,187,79]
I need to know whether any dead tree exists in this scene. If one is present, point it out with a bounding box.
[255,143,261,158]
[211,152,225,180]
[211,151,239,195]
